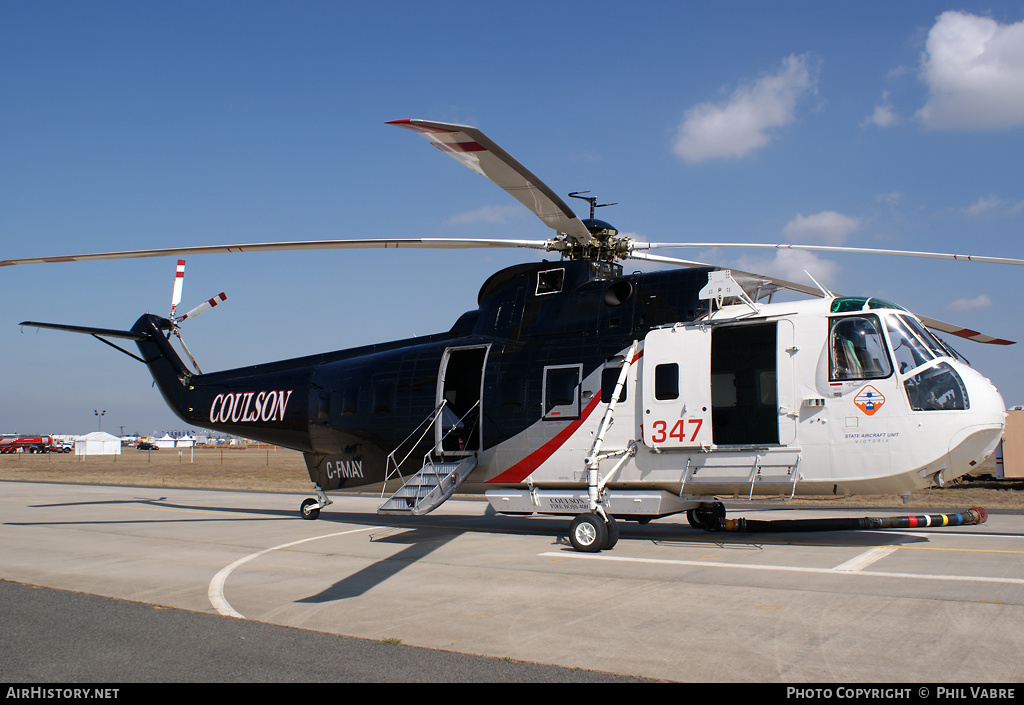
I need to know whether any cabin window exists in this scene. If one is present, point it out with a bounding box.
[601,366,628,404]
[543,364,582,418]
[829,315,892,381]
[536,268,565,295]
[341,387,358,416]
[711,373,736,407]
[654,363,679,401]
[758,370,777,407]
[372,381,393,414]
[500,374,525,409]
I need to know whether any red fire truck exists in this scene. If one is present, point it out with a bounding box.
[0,436,70,454]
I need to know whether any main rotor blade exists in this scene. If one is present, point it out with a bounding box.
[915,316,1014,346]
[632,253,1015,345]
[633,241,1024,266]
[0,238,550,267]
[627,251,824,297]
[388,119,593,246]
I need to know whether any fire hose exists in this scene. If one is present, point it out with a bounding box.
[720,507,987,533]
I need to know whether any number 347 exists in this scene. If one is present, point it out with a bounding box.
[650,418,703,443]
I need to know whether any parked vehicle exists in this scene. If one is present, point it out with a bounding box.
[0,436,69,454]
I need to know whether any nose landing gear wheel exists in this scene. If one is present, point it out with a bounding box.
[569,513,619,552]
[569,513,606,552]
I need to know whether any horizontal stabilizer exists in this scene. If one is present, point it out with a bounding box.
[19,321,150,341]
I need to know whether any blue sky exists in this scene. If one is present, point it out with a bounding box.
[2,1,1023,435]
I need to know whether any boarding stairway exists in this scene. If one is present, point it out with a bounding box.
[377,399,479,516]
[377,455,477,515]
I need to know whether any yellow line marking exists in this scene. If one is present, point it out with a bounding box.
[897,545,1024,555]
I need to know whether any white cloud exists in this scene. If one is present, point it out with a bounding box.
[864,103,899,128]
[673,54,817,163]
[965,195,1024,216]
[916,11,1024,130]
[731,210,861,288]
[782,211,861,245]
[967,195,1004,215]
[446,204,523,225]
[734,248,842,289]
[863,91,900,128]
[876,191,903,207]
[947,294,993,312]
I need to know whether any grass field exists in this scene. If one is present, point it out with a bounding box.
[1,446,1021,511]
[0,446,312,493]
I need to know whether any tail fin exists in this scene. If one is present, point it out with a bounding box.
[129,314,194,420]
[21,314,196,421]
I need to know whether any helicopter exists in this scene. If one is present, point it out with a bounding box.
[6,118,1022,552]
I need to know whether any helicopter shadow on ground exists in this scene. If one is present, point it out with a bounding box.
[6,494,301,528]
[296,526,463,603]
[9,492,940,555]
[291,508,943,604]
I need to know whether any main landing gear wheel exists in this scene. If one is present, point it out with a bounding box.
[687,502,726,531]
[569,513,619,552]
[300,498,321,520]
[603,515,620,550]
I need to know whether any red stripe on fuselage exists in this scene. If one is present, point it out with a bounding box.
[487,387,603,485]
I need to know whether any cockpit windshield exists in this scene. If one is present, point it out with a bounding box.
[885,314,955,374]
[829,310,971,410]
[886,316,934,374]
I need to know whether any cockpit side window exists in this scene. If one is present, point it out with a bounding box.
[904,362,970,411]
[536,268,565,296]
[829,315,892,381]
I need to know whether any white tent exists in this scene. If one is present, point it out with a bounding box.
[74,431,122,456]
[154,434,177,449]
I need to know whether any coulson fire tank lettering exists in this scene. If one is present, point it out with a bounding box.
[209,390,294,424]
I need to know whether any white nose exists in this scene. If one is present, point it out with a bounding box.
[943,367,1005,484]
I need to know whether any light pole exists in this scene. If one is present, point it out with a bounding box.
[94,410,106,432]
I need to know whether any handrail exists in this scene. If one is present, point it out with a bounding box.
[380,400,448,505]
[586,340,639,516]
[379,399,482,509]
[434,399,480,456]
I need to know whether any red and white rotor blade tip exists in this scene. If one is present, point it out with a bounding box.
[387,119,593,246]
[178,293,227,322]
[170,259,185,316]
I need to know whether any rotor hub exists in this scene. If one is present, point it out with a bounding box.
[582,218,618,242]
[547,231,633,262]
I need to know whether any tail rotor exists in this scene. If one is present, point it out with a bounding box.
[176,292,227,323]
[165,259,226,375]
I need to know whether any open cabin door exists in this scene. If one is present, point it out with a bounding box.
[710,323,781,445]
[435,345,489,456]
[642,321,792,449]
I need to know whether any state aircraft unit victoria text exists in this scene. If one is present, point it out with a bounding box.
[8,118,1022,551]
